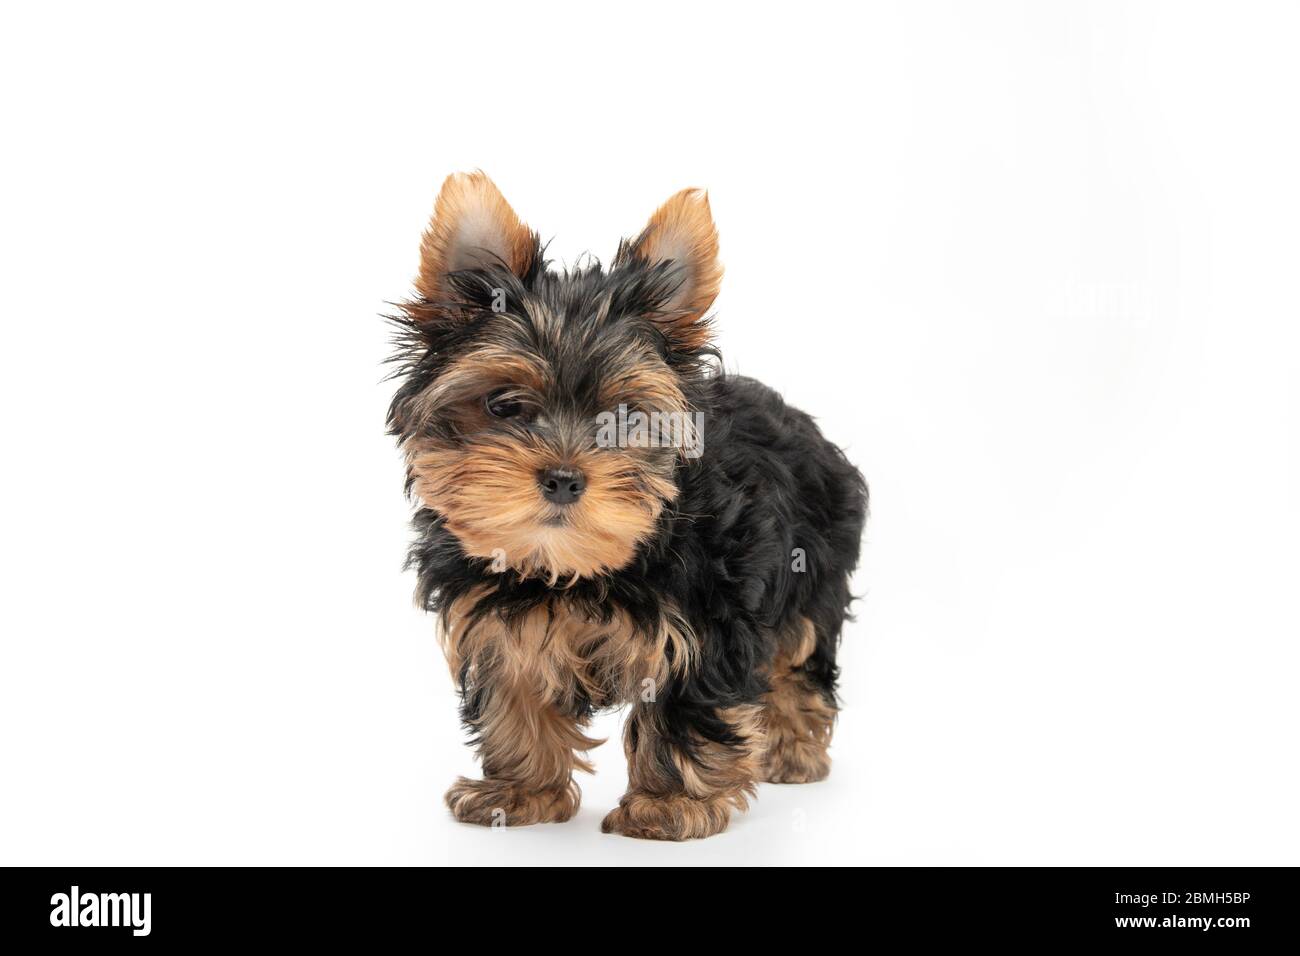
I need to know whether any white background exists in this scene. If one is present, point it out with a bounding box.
[2,1,1297,866]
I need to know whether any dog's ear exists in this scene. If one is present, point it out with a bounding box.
[415,171,538,302]
[619,188,722,352]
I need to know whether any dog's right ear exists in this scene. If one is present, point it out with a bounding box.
[415,171,538,302]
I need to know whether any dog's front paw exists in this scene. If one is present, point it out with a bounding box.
[444,776,580,827]
[600,791,734,841]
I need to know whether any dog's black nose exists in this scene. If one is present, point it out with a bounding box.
[538,467,586,505]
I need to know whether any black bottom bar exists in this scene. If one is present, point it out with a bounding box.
[1,867,1294,944]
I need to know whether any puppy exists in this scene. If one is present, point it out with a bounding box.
[388,172,867,840]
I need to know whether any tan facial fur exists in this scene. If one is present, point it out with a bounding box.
[407,432,677,583]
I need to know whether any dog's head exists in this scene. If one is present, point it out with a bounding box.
[389,172,721,582]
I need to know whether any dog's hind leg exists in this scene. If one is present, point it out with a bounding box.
[760,617,837,784]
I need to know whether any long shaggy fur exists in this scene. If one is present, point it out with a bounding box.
[388,173,867,840]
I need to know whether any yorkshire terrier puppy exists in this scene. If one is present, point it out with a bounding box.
[388,172,867,840]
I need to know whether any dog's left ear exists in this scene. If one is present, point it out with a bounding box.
[619,189,722,352]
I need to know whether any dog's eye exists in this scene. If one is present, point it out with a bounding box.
[485,389,523,419]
